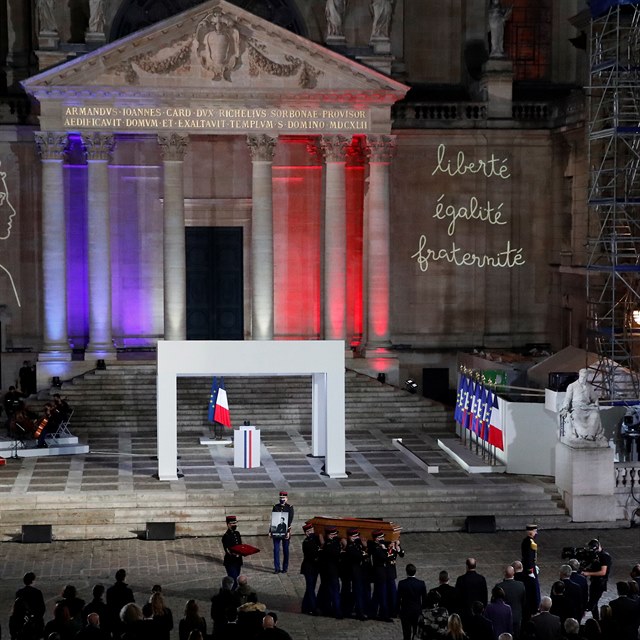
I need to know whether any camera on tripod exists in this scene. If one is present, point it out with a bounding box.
[561,543,598,571]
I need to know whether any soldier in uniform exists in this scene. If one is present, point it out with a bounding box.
[269,491,294,574]
[386,536,405,616]
[300,522,321,615]
[521,524,540,607]
[222,515,243,586]
[318,526,342,618]
[369,529,393,622]
[342,527,369,620]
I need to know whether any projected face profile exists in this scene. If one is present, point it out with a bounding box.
[0,163,21,307]
[0,170,17,240]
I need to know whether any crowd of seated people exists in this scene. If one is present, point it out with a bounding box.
[7,569,293,640]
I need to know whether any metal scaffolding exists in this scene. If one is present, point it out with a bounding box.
[587,0,640,400]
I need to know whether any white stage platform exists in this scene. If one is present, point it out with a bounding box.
[0,436,89,458]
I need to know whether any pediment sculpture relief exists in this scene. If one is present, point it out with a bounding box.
[113,7,321,89]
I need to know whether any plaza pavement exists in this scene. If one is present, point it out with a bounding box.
[0,527,637,640]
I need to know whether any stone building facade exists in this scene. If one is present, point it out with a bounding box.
[0,0,591,385]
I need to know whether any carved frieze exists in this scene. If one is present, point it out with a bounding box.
[248,41,322,89]
[111,7,322,90]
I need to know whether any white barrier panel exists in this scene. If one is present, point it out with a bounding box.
[156,340,347,480]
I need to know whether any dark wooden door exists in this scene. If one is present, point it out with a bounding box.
[186,227,244,340]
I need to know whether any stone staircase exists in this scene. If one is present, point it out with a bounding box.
[0,361,590,540]
[57,363,454,434]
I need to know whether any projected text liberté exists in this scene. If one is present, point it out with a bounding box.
[412,144,525,271]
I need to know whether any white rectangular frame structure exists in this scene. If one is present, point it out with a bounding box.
[157,340,347,480]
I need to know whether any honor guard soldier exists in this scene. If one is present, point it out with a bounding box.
[386,536,405,616]
[318,526,342,619]
[300,523,321,615]
[342,527,369,621]
[269,491,294,574]
[369,529,393,622]
[521,524,540,607]
[222,515,243,586]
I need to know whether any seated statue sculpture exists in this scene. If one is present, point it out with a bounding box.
[559,369,605,443]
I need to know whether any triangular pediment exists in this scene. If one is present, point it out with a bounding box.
[23,0,408,136]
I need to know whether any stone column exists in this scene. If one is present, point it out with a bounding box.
[84,132,116,359]
[158,133,189,341]
[247,134,277,340]
[364,135,395,351]
[320,135,349,341]
[35,132,71,361]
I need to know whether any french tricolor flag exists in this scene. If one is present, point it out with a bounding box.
[213,378,232,428]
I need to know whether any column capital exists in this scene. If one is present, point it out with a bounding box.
[306,138,323,164]
[34,132,68,160]
[158,133,190,161]
[346,136,367,167]
[247,134,277,162]
[365,134,396,162]
[320,134,349,162]
[83,132,115,162]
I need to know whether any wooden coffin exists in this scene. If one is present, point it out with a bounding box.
[305,516,402,542]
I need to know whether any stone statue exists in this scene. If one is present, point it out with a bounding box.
[488,0,512,58]
[370,0,394,40]
[325,0,347,38]
[36,0,57,33]
[560,369,605,444]
[88,0,107,33]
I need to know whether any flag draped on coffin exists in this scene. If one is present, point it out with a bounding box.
[488,393,504,450]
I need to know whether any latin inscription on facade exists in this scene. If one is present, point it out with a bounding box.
[412,144,526,271]
[63,105,369,133]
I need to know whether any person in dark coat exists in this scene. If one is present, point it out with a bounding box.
[236,593,266,640]
[397,563,427,640]
[484,586,512,640]
[300,523,321,615]
[210,576,240,638]
[550,580,573,625]
[608,581,640,640]
[560,564,585,622]
[15,572,46,626]
[75,613,109,640]
[513,560,538,623]
[530,596,561,640]
[569,559,589,614]
[495,565,525,639]
[106,569,135,637]
[429,570,460,615]
[463,601,494,640]
[455,558,488,623]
